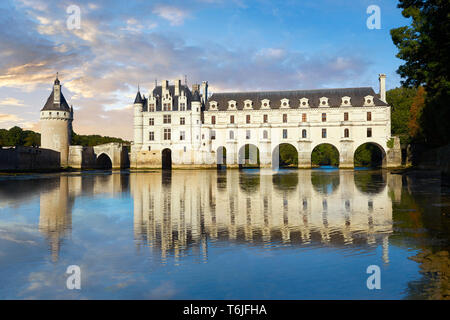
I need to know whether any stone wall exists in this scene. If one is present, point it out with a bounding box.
[68,146,96,169]
[0,146,60,171]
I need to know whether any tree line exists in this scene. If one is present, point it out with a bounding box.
[0,126,129,148]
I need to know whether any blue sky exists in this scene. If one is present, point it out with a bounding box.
[0,0,409,139]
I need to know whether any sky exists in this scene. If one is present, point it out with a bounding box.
[0,0,410,140]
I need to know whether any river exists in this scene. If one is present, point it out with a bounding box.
[0,168,448,299]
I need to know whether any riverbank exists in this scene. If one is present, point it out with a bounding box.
[409,250,450,300]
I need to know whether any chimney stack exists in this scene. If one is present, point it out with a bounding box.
[162,80,169,93]
[174,79,181,96]
[201,81,208,104]
[379,74,386,103]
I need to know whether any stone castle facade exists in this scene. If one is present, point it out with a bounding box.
[130,74,401,169]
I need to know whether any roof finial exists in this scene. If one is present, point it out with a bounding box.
[56,72,59,80]
[138,83,140,92]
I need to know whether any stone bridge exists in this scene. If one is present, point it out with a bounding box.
[69,142,130,169]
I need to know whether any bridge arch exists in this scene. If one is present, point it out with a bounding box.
[272,143,299,170]
[162,148,172,170]
[216,146,227,169]
[238,144,260,169]
[353,170,387,195]
[96,153,112,170]
[311,143,340,168]
[354,142,387,168]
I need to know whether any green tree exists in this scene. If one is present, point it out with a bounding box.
[71,131,129,146]
[390,0,450,146]
[279,144,298,167]
[8,126,25,146]
[311,144,339,166]
[386,87,417,145]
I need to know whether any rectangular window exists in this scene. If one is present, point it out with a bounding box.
[344,112,349,121]
[163,115,171,124]
[302,113,307,122]
[149,132,154,141]
[246,130,251,139]
[246,115,251,124]
[283,129,288,139]
[211,116,216,125]
[179,103,186,111]
[180,131,185,141]
[367,112,372,121]
[163,103,171,111]
[180,117,185,125]
[164,128,171,140]
[149,118,154,126]
[149,104,155,112]
[283,114,288,123]
[322,129,327,138]
[211,130,216,140]
[263,114,268,123]
[322,113,327,122]
[230,115,235,124]
[367,128,372,137]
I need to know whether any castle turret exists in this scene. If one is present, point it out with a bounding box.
[40,74,73,167]
[133,88,144,151]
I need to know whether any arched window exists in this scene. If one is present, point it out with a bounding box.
[302,129,307,139]
[344,128,349,138]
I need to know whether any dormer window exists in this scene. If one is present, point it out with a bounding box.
[228,100,236,110]
[209,101,217,110]
[261,99,270,109]
[364,95,375,106]
[280,98,290,108]
[341,96,351,107]
[244,100,253,109]
[319,97,329,107]
[300,98,309,108]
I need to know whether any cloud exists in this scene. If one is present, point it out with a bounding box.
[153,5,190,26]
[0,114,21,123]
[0,0,374,140]
[0,98,25,107]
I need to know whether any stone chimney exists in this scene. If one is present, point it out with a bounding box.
[162,80,169,94]
[174,79,181,96]
[379,74,386,103]
[201,81,208,104]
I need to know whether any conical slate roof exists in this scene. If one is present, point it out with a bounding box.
[134,91,143,104]
[41,88,71,111]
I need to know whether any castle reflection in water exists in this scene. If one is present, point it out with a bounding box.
[34,169,402,264]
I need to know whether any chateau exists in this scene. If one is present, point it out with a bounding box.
[130,74,401,169]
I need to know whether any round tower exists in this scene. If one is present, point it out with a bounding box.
[40,74,73,167]
[132,88,144,152]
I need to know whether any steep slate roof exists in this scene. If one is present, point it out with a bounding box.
[150,85,194,111]
[134,91,144,104]
[207,87,387,110]
[41,89,71,111]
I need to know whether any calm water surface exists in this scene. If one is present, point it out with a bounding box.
[0,169,449,299]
